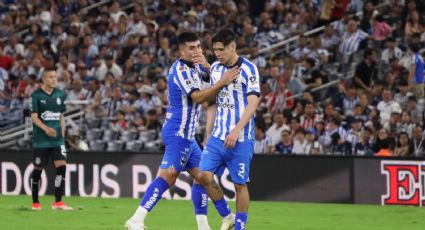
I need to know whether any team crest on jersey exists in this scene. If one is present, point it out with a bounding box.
[179,66,188,71]
[57,98,62,105]
[249,75,257,83]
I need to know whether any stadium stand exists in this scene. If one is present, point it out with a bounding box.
[1,0,425,157]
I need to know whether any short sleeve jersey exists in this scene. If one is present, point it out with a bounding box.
[30,88,66,148]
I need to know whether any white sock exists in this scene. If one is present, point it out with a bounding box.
[223,213,234,220]
[196,215,210,229]
[129,206,148,224]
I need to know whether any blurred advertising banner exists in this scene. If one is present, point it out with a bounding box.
[1,150,424,205]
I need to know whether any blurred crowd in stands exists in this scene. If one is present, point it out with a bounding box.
[1,0,425,157]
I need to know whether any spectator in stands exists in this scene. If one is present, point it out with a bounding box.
[384,112,401,139]
[410,126,425,157]
[267,66,282,93]
[66,129,89,151]
[0,46,15,70]
[302,58,324,90]
[354,49,377,94]
[254,125,273,154]
[292,128,308,155]
[406,96,423,125]
[339,18,368,71]
[375,138,393,157]
[394,80,413,110]
[139,85,162,116]
[66,79,87,101]
[320,25,340,57]
[381,37,403,65]
[270,82,294,113]
[323,118,349,155]
[394,132,410,157]
[372,14,393,42]
[254,18,284,49]
[111,110,127,131]
[377,88,401,125]
[291,35,311,63]
[145,109,161,132]
[308,35,329,67]
[305,129,322,155]
[397,110,415,137]
[300,101,320,130]
[273,130,293,155]
[404,10,423,42]
[342,85,359,116]
[373,128,395,153]
[408,43,424,98]
[353,127,374,156]
[266,113,290,146]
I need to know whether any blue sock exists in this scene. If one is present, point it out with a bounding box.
[192,183,208,215]
[235,212,248,230]
[213,197,231,217]
[139,177,169,212]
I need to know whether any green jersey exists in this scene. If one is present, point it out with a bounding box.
[30,88,66,148]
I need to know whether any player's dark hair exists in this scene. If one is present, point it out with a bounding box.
[212,29,236,46]
[177,31,199,47]
[42,67,56,77]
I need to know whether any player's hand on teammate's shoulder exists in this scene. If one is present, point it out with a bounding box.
[44,127,57,138]
[219,67,240,86]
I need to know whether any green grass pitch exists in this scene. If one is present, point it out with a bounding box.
[0,195,424,229]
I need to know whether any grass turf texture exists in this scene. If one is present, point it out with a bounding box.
[0,195,424,229]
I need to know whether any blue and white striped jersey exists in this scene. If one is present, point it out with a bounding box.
[339,30,368,55]
[162,59,208,140]
[210,57,260,142]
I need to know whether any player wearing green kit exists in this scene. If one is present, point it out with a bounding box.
[30,68,72,210]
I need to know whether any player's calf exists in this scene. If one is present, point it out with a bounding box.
[31,168,42,208]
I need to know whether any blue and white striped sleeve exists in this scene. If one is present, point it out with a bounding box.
[246,62,261,97]
[175,66,200,96]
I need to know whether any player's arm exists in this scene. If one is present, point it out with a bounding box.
[61,113,65,138]
[31,113,57,137]
[190,67,239,104]
[224,95,259,148]
[203,103,217,145]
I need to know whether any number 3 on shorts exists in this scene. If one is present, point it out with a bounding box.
[238,163,245,179]
[60,145,67,157]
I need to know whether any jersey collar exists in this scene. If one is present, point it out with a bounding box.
[40,87,56,96]
[221,56,243,68]
[179,58,195,68]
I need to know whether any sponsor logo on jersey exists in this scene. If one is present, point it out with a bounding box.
[217,102,235,109]
[41,111,61,121]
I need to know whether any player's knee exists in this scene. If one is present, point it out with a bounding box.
[197,171,214,185]
[234,184,248,192]
[159,168,178,185]
[31,169,42,183]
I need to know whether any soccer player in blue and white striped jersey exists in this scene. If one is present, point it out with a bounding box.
[199,29,260,230]
[125,32,238,230]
